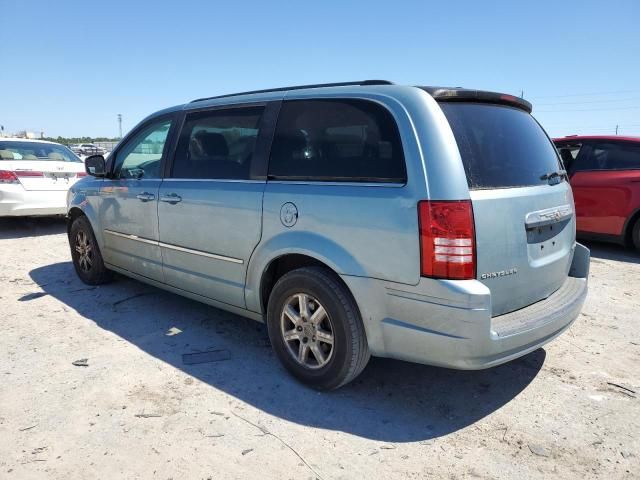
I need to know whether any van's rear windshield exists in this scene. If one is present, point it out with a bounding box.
[440,103,562,189]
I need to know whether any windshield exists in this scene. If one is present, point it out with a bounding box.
[0,141,82,162]
[440,103,562,189]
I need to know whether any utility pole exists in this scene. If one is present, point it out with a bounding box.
[520,89,524,98]
[117,114,122,138]
[615,124,619,135]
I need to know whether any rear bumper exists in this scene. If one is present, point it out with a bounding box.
[342,243,590,369]
[0,186,68,216]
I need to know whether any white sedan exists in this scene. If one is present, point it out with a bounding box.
[0,138,87,216]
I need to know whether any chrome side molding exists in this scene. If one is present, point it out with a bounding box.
[103,229,243,264]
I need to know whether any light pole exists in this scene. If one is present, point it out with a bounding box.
[117,114,122,138]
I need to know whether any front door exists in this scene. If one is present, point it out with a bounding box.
[158,105,270,307]
[99,117,174,281]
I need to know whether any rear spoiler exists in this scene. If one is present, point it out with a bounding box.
[419,86,533,113]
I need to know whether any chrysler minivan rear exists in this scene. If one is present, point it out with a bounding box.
[345,87,590,370]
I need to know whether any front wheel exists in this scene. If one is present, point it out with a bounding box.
[69,216,112,285]
[266,267,370,390]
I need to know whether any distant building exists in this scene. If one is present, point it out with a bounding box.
[12,130,43,139]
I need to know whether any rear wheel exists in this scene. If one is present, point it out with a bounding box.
[632,217,640,251]
[69,216,112,285]
[266,267,369,390]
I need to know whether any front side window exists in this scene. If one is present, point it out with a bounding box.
[268,99,406,183]
[172,107,263,180]
[114,119,172,179]
[0,141,81,162]
[555,142,582,172]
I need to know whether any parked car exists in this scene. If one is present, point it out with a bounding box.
[73,143,106,156]
[0,138,86,216]
[67,81,590,389]
[554,135,640,250]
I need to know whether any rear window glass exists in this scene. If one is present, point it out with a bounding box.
[268,99,406,183]
[0,141,81,162]
[440,103,561,189]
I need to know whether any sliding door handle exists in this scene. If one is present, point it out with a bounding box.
[136,192,155,202]
[160,193,182,204]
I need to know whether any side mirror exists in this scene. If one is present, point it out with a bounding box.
[85,155,107,177]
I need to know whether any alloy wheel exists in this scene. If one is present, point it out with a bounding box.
[280,293,334,369]
[75,230,93,272]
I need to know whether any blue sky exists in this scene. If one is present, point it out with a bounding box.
[1,0,639,138]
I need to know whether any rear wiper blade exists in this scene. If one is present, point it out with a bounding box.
[540,170,567,182]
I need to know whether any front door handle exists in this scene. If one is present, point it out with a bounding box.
[136,192,155,202]
[160,193,182,204]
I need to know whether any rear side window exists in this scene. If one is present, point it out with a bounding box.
[172,107,263,180]
[583,142,640,171]
[268,99,406,183]
[440,103,562,189]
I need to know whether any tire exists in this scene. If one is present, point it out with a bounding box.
[69,216,112,285]
[266,266,370,390]
[632,218,640,251]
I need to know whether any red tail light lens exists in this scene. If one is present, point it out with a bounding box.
[418,200,476,280]
[77,172,88,178]
[0,170,19,183]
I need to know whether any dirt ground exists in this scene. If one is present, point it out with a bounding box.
[0,217,638,479]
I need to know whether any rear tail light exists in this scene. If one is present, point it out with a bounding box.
[418,200,476,280]
[77,172,88,178]
[0,170,19,184]
[0,170,45,184]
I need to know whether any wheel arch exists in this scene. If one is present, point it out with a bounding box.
[245,231,367,315]
[67,201,103,249]
[259,253,356,316]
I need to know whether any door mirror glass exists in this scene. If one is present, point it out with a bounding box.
[85,155,106,177]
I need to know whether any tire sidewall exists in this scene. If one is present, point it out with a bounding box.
[633,218,640,250]
[267,270,356,389]
[69,217,106,284]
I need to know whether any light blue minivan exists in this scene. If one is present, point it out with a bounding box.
[68,81,590,389]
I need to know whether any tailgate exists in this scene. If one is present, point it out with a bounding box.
[471,184,575,315]
[439,101,576,316]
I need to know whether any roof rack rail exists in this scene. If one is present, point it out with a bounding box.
[190,80,394,103]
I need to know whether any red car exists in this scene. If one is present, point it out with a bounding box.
[554,135,640,250]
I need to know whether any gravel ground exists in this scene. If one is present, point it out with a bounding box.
[0,217,638,479]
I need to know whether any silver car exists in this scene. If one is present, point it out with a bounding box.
[67,81,590,390]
